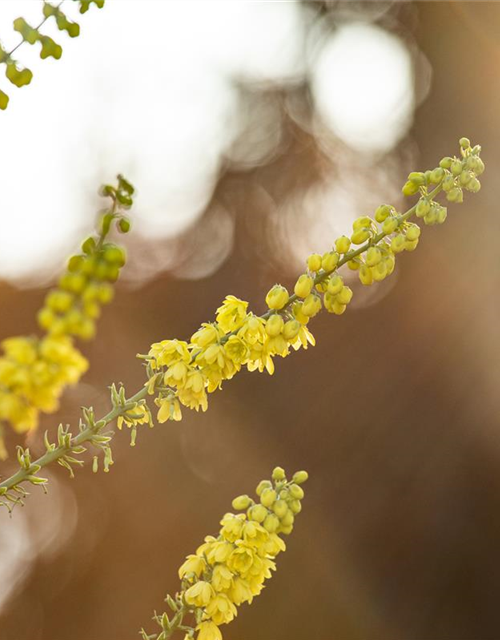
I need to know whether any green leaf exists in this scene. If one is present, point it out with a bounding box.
[39,35,63,60]
[0,90,9,110]
[13,17,38,45]
[55,12,80,38]
[77,0,105,14]
[42,2,59,19]
[5,62,33,88]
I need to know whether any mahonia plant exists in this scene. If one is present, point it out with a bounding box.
[0,0,105,110]
[142,138,484,423]
[141,467,308,640]
[0,138,484,511]
[0,174,133,496]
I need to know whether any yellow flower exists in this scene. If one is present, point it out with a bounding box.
[177,370,208,412]
[2,337,37,365]
[290,326,315,351]
[148,339,190,368]
[191,323,224,349]
[228,577,253,605]
[266,335,289,358]
[211,564,233,592]
[117,401,152,430]
[196,621,222,640]
[246,343,275,375]
[227,543,257,575]
[242,521,269,549]
[206,541,234,565]
[185,581,214,607]
[179,554,206,580]
[164,360,190,387]
[215,296,248,333]
[205,593,237,625]
[223,336,249,365]
[156,395,182,422]
[237,314,266,345]
[220,513,245,543]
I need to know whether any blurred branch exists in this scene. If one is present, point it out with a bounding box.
[0,0,105,110]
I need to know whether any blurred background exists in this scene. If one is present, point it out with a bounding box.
[0,1,499,639]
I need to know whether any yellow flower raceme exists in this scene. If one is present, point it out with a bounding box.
[144,467,308,640]
[0,177,134,457]
[143,139,484,428]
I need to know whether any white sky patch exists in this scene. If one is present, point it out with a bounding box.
[311,22,415,155]
[0,0,307,282]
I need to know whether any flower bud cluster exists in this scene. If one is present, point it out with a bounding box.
[0,176,133,457]
[38,179,133,341]
[145,139,484,428]
[153,468,308,640]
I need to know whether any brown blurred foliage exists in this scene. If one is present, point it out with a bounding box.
[1,2,500,640]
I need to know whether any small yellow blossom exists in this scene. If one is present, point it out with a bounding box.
[205,593,237,625]
[179,554,206,580]
[215,296,248,333]
[196,621,222,640]
[191,323,224,349]
[117,401,152,430]
[185,581,215,607]
[156,395,182,422]
[148,339,190,368]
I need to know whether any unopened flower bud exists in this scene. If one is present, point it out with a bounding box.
[294,274,313,298]
[335,236,351,254]
[321,252,339,272]
[260,488,277,507]
[265,285,289,310]
[327,275,343,295]
[265,314,284,337]
[307,253,322,272]
[232,495,252,510]
[272,466,286,481]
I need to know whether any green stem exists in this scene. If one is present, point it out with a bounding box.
[0,386,148,493]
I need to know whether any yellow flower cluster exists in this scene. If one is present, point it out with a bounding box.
[147,300,315,423]
[151,467,307,640]
[145,139,484,426]
[0,335,88,440]
[0,177,134,457]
